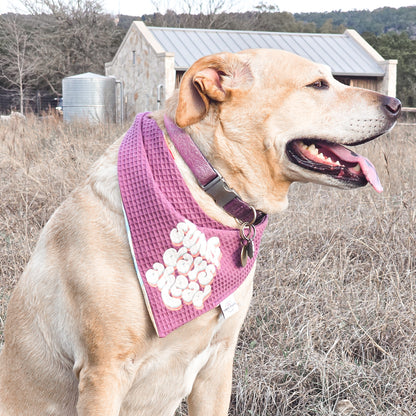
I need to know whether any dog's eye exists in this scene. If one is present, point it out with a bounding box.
[308,80,329,90]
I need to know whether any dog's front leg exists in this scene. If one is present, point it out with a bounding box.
[187,271,255,415]
[74,330,140,416]
[187,304,251,416]
[187,346,235,416]
[76,363,133,415]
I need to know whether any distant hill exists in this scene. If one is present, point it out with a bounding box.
[121,6,416,38]
[295,6,416,38]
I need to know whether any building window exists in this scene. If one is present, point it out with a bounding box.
[175,71,186,88]
[132,50,136,65]
[335,76,351,86]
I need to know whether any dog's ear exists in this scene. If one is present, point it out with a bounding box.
[175,53,253,128]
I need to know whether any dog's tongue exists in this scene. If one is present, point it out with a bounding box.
[330,144,383,193]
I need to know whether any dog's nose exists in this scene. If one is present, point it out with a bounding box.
[382,96,401,119]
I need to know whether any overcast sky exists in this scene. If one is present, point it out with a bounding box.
[1,0,416,15]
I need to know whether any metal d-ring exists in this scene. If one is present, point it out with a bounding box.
[238,206,257,240]
[247,206,257,226]
[236,206,257,226]
[239,222,257,241]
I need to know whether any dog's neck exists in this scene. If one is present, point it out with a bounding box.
[151,112,238,228]
[163,115,265,227]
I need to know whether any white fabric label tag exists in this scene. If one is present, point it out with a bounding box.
[220,294,239,319]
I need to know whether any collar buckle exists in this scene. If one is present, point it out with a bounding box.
[202,172,240,208]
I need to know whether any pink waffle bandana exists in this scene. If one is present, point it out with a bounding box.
[118,113,268,337]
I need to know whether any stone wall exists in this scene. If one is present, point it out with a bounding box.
[105,22,175,120]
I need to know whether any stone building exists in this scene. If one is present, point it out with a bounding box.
[105,21,397,120]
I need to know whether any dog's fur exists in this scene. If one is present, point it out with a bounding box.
[0,49,400,415]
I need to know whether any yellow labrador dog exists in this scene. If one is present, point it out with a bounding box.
[0,49,400,415]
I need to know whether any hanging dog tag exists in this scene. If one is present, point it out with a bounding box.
[240,244,248,267]
[240,240,254,267]
[246,239,254,258]
[239,220,256,267]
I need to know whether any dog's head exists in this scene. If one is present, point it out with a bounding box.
[173,49,401,214]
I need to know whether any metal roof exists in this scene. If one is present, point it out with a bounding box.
[148,27,384,77]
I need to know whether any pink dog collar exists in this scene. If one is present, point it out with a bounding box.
[118,113,268,337]
[163,115,266,225]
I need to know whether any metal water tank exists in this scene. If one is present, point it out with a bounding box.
[62,73,116,123]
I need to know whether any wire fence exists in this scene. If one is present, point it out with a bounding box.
[0,88,58,115]
[398,107,416,126]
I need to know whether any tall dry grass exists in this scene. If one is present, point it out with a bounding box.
[231,124,416,416]
[0,116,415,415]
[0,115,126,338]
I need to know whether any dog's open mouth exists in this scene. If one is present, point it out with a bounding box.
[286,139,383,192]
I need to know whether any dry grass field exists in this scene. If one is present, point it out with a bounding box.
[0,115,415,415]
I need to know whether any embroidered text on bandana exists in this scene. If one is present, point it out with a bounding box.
[118,113,268,337]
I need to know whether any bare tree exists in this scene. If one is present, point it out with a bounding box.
[150,0,239,28]
[182,0,235,15]
[0,0,123,102]
[22,0,123,80]
[0,13,42,113]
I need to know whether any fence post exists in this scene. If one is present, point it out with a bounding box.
[36,90,41,115]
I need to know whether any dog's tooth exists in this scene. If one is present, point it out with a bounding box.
[327,157,333,163]
[352,164,361,172]
[317,152,325,160]
[309,145,318,155]
[335,160,341,166]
